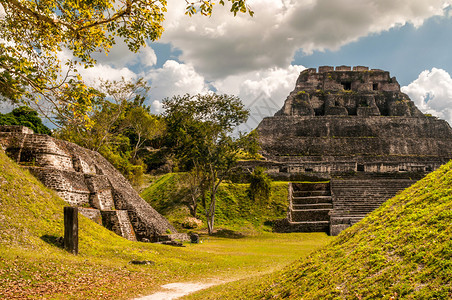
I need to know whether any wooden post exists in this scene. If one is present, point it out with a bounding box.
[64,207,78,255]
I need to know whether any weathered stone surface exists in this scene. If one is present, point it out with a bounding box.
[255,66,452,235]
[64,206,78,255]
[101,210,136,241]
[275,66,423,117]
[0,125,34,134]
[0,126,178,242]
[78,208,102,225]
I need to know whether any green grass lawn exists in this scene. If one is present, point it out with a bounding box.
[0,232,332,299]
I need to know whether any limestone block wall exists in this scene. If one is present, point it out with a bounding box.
[258,116,452,159]
[27,168,91,206]
[0,126,177,242]
[84,175,115,210]
[78,208,102,225]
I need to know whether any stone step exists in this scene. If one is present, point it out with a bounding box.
[292,182,330,191]
[333,205,385,210]
[333,197,391,201]
[333,206,380,210]
[292,203,333,210]
[101,210,136,241]
[290,209,331,222]
[116,210,136,241]
[333,185,408,188]
[333,201,384,205]
[331,214,368,219]
[292,196,332,205]
[333,189,405,193]
[333,209,380,213]
[293,203,333,210]
[289,221,330,225]
[293,190,330,197]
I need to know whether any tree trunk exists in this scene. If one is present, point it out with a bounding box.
[206,191,216,235]
[132,134,141,159]
[189,195,198,218]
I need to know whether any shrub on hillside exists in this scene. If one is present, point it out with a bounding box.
[248,167,272,202]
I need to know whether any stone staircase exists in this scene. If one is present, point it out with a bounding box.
[329,179,415,235]
[275,182,332,233]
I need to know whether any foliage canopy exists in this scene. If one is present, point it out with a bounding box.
[0,0,252,121]
[163,93,258,234]
[56,78,164,185]
[0,106,51,134]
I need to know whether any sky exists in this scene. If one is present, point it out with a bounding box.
[21,0,452,132]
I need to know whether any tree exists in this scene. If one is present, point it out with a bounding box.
[56,78,149,150]
[0,0,253,122]
[56,78,161,185]
[163,93,258,234]
[0,106,51,134]
[123,106,165,160]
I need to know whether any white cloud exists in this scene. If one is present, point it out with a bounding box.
[77,64,137,88]
[402,68,452,124]
[144,59,304,129]
[161,0,451,79]
[141,46,158,67]
[91,41,158,69]
[215,64,305,105]
[151,100,163,114]
[57,48,137,88]
[0,101,17,114]
[0,3,5,19]
[146,60,209,112]
[214,64,306,132]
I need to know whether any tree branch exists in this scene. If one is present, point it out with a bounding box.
[5,0,132,33]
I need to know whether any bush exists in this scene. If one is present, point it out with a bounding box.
[248,167,272,202]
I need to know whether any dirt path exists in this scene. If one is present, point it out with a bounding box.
[133,282,220,300]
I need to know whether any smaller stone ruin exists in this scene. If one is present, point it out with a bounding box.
[0,125,184,242]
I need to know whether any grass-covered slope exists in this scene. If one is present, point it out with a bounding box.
[192,161,452,299]
[140,173,289,232]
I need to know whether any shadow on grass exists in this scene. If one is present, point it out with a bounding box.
[210,229,245,239]
[41,234,64,248]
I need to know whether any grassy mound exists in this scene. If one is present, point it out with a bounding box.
[190,161,452,299]
[140,173,289,233]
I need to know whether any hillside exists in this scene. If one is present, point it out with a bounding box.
[140,173,289,233]
[188,160,452,299]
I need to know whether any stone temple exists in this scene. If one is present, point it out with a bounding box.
[250,66,452,235]
[0,126,184,242]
